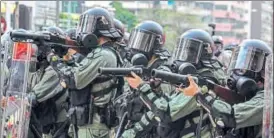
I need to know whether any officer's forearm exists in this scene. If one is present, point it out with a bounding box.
[32,68,65,102]
[36,85,64,102]
[137,83,171,123]
[233,91,264,129]
[123,111,156,137]
[169,93,197,121]
[52,55,108,89]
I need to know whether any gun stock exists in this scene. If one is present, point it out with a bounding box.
[212,84,245,104]
[202,79,245,104]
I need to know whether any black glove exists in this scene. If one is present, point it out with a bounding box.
[47,52,61,68]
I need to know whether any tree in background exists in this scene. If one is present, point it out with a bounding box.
[137,8,205,52]
[59,12,79,30]
[110,2,137,31]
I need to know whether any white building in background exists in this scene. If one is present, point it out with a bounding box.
[33,1,57,31]
[84,1,115,16]
[250,1,273,47]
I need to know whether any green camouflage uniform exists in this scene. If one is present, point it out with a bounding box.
[121,65,175,138]
[30,66,69,138]
[122,63,226,138]
[57,46,120,138]
[212,90,264,138]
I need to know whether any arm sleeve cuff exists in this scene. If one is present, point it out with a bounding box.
[137,83,151,93]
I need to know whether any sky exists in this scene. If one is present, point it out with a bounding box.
[9,1,112,8]
[85,1,112,7]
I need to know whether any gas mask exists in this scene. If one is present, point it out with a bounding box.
[126,49,149,67]
[171,60,197,75]
[77,33,98,47]
[227,73,257,97]
[131,53,148,66]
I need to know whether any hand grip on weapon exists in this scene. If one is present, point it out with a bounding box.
[177,75,200,96]
[125,71,144,89]
[63,48,78,61]
[177,76,227,129]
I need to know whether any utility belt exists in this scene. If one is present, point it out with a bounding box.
[67,102,117,128]
[67,77,118,127]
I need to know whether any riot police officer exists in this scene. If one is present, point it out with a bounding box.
[125,29,227,138]
[218,43,238,72]
[119,20,172,138]
[212,35,224,58]
[47,7,122,138]
[113,18,128,61]
[209,39,272,137]
[65,28,77,40]
[28,27,70,138]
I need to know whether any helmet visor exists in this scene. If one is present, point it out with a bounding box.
[173,38,203,64]
[76,15,97,35]
[128,29,159,52]
[228,46,266,74]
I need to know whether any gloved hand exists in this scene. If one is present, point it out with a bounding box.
[211,100,236,128]
[47,52,59,62]
[28,93,38,106]
[47,52,61,67]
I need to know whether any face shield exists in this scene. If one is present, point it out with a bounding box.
[76,15,97,35]
[128,29,163,53]
[228,46,266,75]
[172,38,203,64]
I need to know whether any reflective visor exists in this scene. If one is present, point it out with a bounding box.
[228,46,266,73]
[128,29,158,52]
[173,38,203,64]
[76,15,97,35]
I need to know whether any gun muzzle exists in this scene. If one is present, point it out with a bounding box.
[151,69,198,84]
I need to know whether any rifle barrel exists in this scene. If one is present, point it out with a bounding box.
[10,31,49,41]
[98,67,143,76]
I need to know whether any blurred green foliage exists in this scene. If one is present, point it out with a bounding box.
[110,2,205,53]
[137,8,205,52]
[110,2,138,31]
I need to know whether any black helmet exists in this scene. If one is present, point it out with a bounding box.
[212,35,224,57]
[212,35,223,44]
[65,28,77,40]
[228,39,272,75]
[172,29,214,64]
[76,7,120,39]
[128,20,165,53]
[46,26,65,36]
[113,18,125,38]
